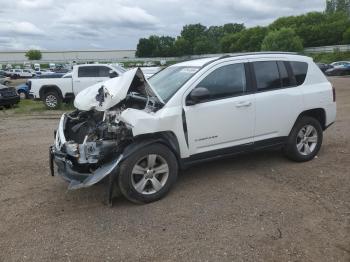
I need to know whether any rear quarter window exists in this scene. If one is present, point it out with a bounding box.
[290,61,308,86]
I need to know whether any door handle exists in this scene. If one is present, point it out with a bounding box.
[96,80,104,82]
[235,101,252,108]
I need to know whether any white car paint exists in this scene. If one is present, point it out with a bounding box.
[54,53,337,191]
[120,54,335,159]
[75,68,141,111]
[71,53,336,160]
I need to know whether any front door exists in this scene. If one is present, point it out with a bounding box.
[183,62,255,156]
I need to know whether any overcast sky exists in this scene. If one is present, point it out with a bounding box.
[0,0,325,51]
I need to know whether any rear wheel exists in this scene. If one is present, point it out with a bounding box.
[43,91,61,109]
[284,116,323,162]
[118,143,178,204]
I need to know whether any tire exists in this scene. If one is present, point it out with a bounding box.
[19,91,27,99]
[284,116,323,162]
[43,91,61,109]
[118,143,178,204]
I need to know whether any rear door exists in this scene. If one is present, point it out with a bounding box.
[251,59,305,142]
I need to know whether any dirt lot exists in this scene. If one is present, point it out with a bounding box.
[0,77,349,262]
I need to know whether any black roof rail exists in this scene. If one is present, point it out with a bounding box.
[201,51,301,68]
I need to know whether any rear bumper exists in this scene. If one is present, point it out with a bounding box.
[0,96,20,106]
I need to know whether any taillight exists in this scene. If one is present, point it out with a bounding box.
[332,86,336,102]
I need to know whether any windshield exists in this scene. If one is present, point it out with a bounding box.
[148,66,200,102]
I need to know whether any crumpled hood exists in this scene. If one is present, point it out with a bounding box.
[74,68,142,111]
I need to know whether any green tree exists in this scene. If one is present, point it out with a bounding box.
[193,36,215,55]
[343,27,350,43]
[261,28,304,52]
[25,49,42,60]
[136,38,153,57]
[326,0,336,13]
[136,35,176,57]
[180,24,207,53]
[220,33,241,52]
[222,23,245,34]
[174,38,192,56]
[220,26,268,53]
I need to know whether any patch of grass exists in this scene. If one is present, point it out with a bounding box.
[2,99,75,115]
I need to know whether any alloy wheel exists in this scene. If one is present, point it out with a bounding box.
[296,125,318,156]
[131,154,169,195]
[45,95,58,108]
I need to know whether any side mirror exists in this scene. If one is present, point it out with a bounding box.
[187,87,211,105]
[109,70,118,78]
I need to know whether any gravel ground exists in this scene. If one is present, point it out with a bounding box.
[0,77,349,262]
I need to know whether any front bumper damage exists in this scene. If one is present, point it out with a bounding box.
[50,146,122,190]
[49,114,124,205]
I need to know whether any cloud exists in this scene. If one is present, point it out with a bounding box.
[59,1,160,31]
[17,0,55,9]
[0,20,44,36]
[0,0,326,50]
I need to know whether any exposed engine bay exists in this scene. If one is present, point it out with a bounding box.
[61,70,163,172]
[51,68,165,192]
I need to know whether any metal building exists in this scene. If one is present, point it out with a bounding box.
[0,50,136,63]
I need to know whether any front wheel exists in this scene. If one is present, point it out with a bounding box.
[118,143,178,204]
[284,116,323,162]
[19,91,27,99]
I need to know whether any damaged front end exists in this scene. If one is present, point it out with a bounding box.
[50,68,164,191]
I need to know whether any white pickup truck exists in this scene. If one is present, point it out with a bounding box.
[29,64,126,109]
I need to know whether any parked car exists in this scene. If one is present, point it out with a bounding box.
[35,69,56,76]
[16,83,31,99]
[317,63,333,73]
[49,52,336,205]
[17,74,68,99]
[6,69,36,79]
[0,84,20,108]
[325,66,350,76]
[330,61,350,68]
[0,77,10,86]
[29,64,126,109]
[140,66,162,78]
[0,70,11,86]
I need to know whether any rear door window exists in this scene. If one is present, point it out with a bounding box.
[290,61,308,86]
[253,61,281,91]
[78,66,99,77]
[277,61,293,87]
[99,66,112,77]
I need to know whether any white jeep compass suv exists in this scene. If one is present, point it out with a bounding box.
[50,52,336,205]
